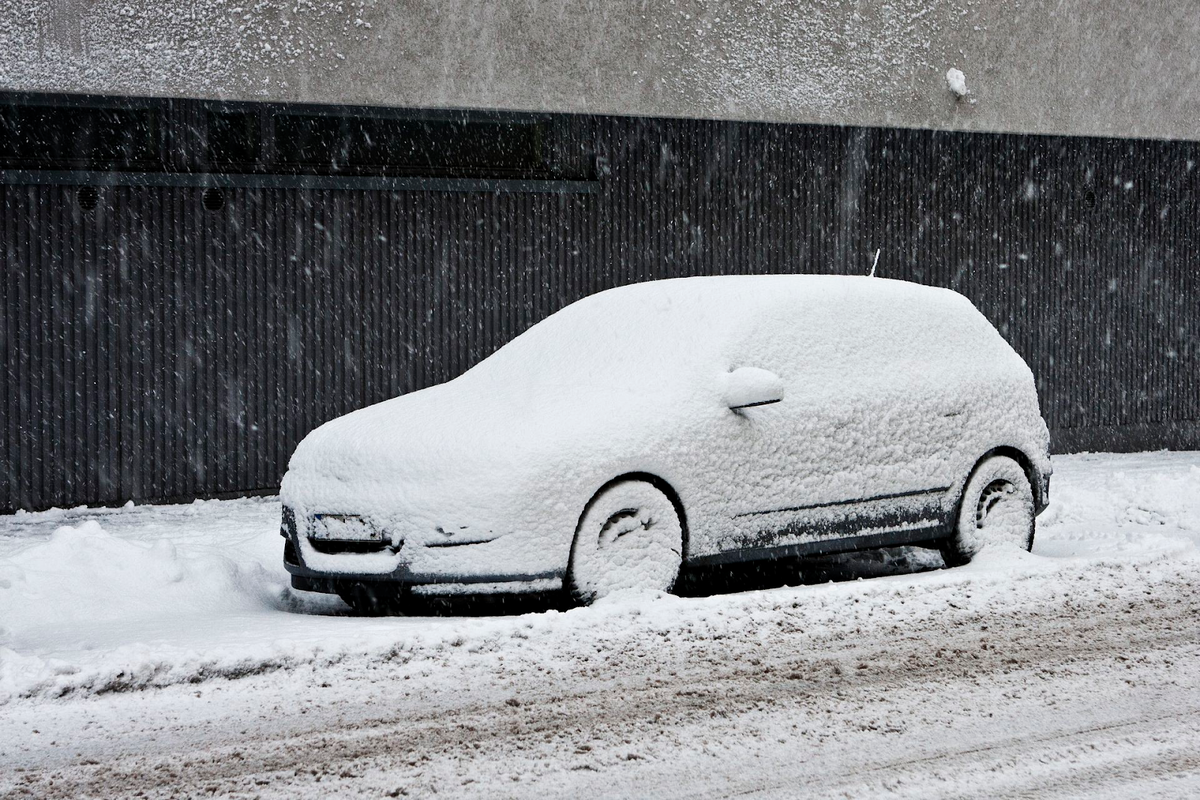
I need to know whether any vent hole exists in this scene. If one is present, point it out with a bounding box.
[1083,190,1097,210]
[202,187,225,211]
[77,186,99,211]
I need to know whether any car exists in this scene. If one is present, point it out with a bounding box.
[280,274,1052,614]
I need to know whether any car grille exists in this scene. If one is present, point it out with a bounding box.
[308,538,392,555]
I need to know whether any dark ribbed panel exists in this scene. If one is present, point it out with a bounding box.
[2,110,1199,511]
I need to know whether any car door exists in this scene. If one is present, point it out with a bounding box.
[699,315,888,556]
[707,297,947,558]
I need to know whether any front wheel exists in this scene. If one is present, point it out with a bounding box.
[942,455,1035,567]
[567,479,684,604]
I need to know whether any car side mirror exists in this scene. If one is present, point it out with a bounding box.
[721,367,785,410]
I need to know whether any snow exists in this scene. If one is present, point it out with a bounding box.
[720,366,785,409]
[281,275,1049,589]
[1,451,1199,796]
[668,1,979,117]
[946,66,968,96]
[0,520,277,627]
[0,451,1193,702]
[567,478,684,602]
[0,0,377,97]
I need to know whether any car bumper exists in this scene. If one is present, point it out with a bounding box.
[1036,471,1051,515]
[281,506,566,595]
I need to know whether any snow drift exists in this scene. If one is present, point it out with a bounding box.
[0,520,279,628]
[0,513,289,701]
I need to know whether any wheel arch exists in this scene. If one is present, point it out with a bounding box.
[571,471,691,563]
[943,446,1040,567]
[964,446,1046,510]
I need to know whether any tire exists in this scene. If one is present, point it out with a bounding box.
[942,455,1036,567]
[567,479,684,604]
[336,580,406,616]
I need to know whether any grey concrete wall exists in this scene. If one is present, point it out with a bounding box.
[1,0,1197,142]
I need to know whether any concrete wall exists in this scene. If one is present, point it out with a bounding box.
[0,1,1197,141]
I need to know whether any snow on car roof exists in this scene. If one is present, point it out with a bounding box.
[463,274,1006,391]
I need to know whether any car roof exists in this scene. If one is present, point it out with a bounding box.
[461,274,1010,392]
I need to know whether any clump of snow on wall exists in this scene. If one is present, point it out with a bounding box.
[946,67,968,97]
[0,0,379,96]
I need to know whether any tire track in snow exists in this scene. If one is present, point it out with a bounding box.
[743,708,1200,800]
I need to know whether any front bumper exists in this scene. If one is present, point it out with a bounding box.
[281,506,564,594]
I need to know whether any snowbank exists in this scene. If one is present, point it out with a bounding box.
[1036,452,1200,559]
[0,452,1197,703]
[0,499,298,702]
[0,521,279,628]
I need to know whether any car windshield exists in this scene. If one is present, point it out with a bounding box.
[460,278,743,394]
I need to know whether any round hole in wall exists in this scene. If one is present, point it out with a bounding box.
[203,187,225,212]
[77,186,99,211]
[1083,190,1097,211]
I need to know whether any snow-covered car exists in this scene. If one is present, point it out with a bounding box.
[281,275,1051,613]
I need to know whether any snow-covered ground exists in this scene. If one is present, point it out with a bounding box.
[2,451,1199,798]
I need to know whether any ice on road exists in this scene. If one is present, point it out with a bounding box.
[2,451,1200,798]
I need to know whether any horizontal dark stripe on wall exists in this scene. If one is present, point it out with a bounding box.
[2,93,1198,512]
[1053,421,1200,455]
[0,170,600,194]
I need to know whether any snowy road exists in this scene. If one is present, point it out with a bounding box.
[2,452,1200,798]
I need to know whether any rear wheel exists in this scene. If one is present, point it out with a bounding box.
[336,581,406,616]
[942,455,1036,566]
[567,479,684,604]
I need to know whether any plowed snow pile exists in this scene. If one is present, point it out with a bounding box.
[1,520,277,625]
[1,452,1198,705]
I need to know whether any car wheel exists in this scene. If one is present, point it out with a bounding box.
[336,581,405,616]
[567,479,684,604]
[942,455,1035,566]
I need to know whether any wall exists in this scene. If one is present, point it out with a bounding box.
[3,95,1198,511]
[1,1,1198,142]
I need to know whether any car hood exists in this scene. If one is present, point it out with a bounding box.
[280,361,706,516]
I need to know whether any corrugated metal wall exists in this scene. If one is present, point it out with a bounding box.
[3,107,1198,511]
